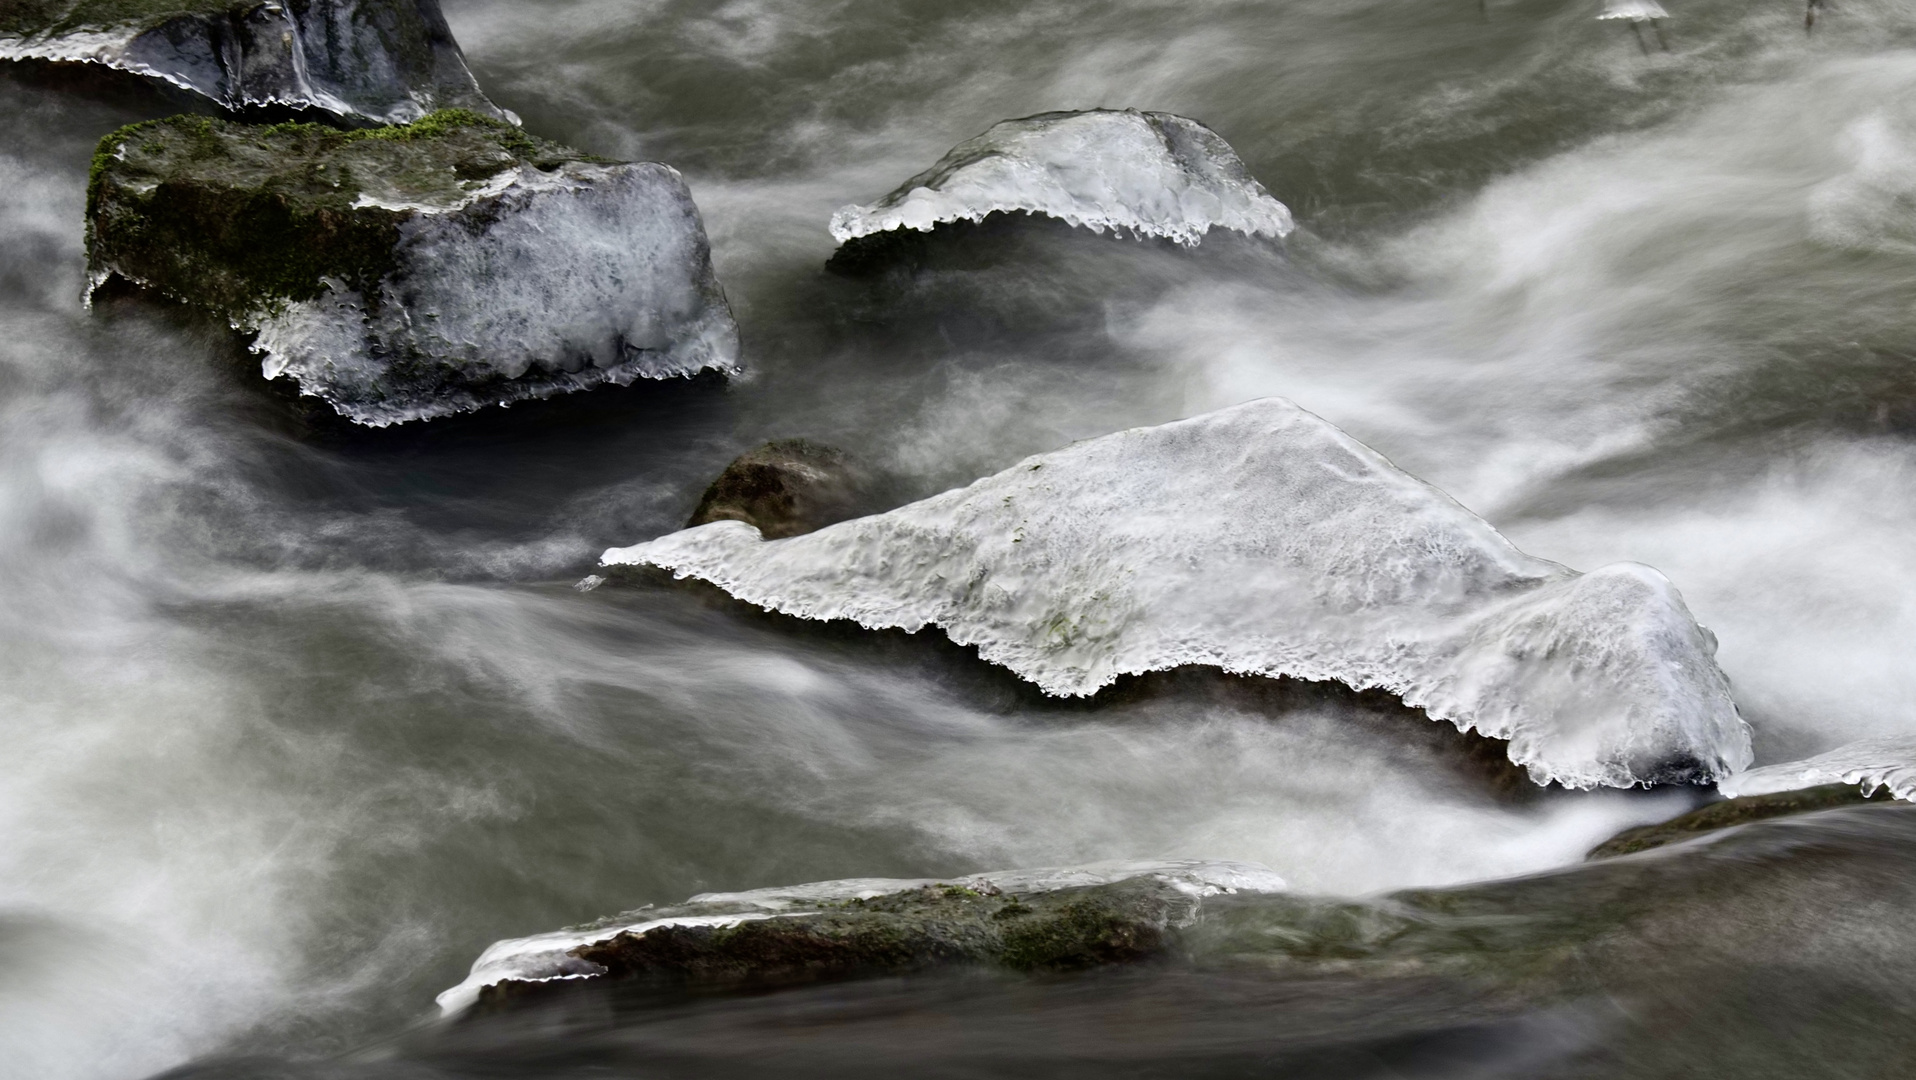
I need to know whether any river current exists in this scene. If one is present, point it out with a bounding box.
[2,1,1915,1077]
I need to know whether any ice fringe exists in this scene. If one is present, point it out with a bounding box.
[828,109,1294,249]
[604,398,1752,790]
[250,161,740,427]
[434,859,1285,1016]
[0,0,509,125]
[1720,737,1916,802]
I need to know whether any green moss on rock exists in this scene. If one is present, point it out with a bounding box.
[86,109,594,321]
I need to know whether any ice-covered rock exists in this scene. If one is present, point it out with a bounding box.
[87,110,738,426]
[0,0,508,125]
[1720,737,1916,802]
[828,109,1294,250]
[604,398,1751,790]
[436,859,1285,1016]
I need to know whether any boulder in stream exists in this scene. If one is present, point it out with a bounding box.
[0,0,507,125]
[86,109,739,425]
[685,440,882,540]
[604,398,1752,790]
[439,860,1287,1015]
[828,109,1293,270]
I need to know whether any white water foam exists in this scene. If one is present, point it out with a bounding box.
[604,398,1750,790]
[435,858,1285,1015]
[829,109,1293,248]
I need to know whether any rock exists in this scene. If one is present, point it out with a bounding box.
[437,860,1286,1015]
[0,0,508,125]
[603,398,1750,791]
[827,108,1293,270]
[1586,784,1885,860]
[686,440,880,540]
[86,109,739,426]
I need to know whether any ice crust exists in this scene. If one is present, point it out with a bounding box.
[1720,738,1916,802]
[1598,0,1670,20]
[434,859,1284,1016]
[0,1,508,125]
[828,109,1294,248]
[250,161,739,426]
[605,398,1751,790]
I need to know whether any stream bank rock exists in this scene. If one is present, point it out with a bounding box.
[686,440,883,540]
[0,0,507,125]
[438,860,1287,1015]
[87,109,739,426]
[603,398,1751,791]
[828,109,1292,270]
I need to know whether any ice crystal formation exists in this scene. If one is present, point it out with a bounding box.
[829,109,1294,249]
[0,0,508,124]
[606,398,1752,790]
[87,110,739,425]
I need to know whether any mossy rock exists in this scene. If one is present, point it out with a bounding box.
[0,1,506,125]
[88,110,740,425]
[1585,783,1885,860]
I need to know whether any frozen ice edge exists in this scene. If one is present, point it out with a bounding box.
[604,398,1752,791]
[829,109,1295,249]
[434,859,1285,1016]
[1720,737,1916,802]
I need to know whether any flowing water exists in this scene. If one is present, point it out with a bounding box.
[2,1,1915,1077]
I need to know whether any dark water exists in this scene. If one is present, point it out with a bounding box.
[2,1,1915,1076]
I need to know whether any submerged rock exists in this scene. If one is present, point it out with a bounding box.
[828,109,1293,263]
[1586,784,1883,860]
[438,860,1286,1015]
[604,398,1751,790]
[87,110,739,426]
[686,440,881,540]
[0,0,507,125]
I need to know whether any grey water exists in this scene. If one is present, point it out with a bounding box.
[2,0,1915,1077]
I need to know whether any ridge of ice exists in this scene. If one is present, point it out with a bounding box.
[1719,738,1916,802]
[829,109,1294,249]
[246,160,739,426]
[0,0,507,125]
[434,859,1282,1016]
[603,398,1751,790]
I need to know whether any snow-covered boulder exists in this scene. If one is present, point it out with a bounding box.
[436,859,1286,1016]
[0,0,508,125]
[829,109,1294,251]
[87,110,738,426]
[604,399,1751,790]
[1720,737,1916,802]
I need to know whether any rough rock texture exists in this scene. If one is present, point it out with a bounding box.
[1586,784,1882,859]
[438,860,1286,1015]
[686,440,881,540]
[828,109,1293,257]
[87,110,739,425]
[604,398,1751,790]
[0,0,507,124]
